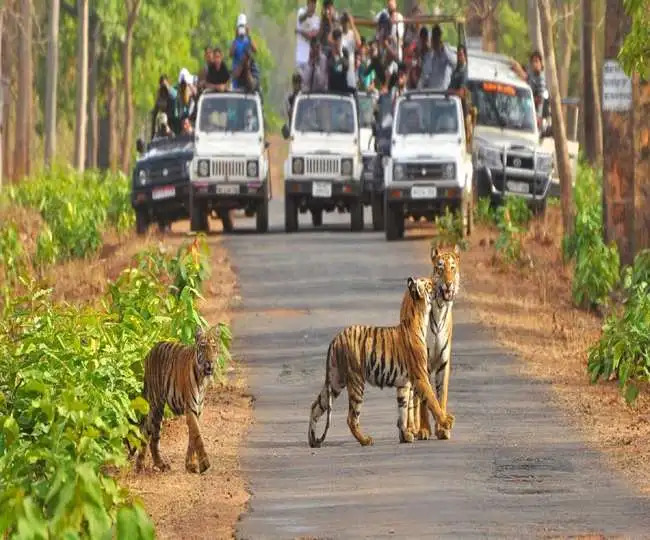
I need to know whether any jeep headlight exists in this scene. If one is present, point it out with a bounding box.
[138,170,148,186]
[247,160,259,177]
[292,157,304,175]
[478,146,502,168]
[393,163,405,181]
[443,163,456,179]
[197,159,210,177]
[537,153,554,173]
[341,158,353,176]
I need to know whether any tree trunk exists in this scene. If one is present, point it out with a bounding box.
[2,5,13,182]
[633,78,650,256]
[482,0,499,53]
[108,78,118,172]
[14,0,31,181]
[602,0,633,263]
[539,0,574,237]
[44,0,60,167]
[581,0,603,166]
[120,0,141,173]
[527,0,544,56]
[86,16,100,169]
[73,0,89,171]
[556,2,577,98]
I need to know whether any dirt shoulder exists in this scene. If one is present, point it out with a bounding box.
[459,208,650,493]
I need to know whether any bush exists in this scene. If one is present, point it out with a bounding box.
[493,196,532,265]
[0,237,229,538]
[0,225,25,284]
[474,197,495,226]
[432,207,468,251]
[563,165,620,309]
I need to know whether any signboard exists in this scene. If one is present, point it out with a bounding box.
[602,60,632,112]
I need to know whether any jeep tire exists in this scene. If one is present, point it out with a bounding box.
[350,199,363,232]
[135,209,149,236]
[371,191,385,231]
[311,209,323,227]
[256,195,269,233]
[385,199,404,241]
[191,204,209,233]
[218,209,233,233]
[285,194,298,233]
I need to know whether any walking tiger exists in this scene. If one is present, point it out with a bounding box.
[408,245,460,441]
[308,276,455,447]
[134,325,220,473]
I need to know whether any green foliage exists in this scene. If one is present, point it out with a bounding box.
[619,0,650,78]
[0,225,26,283]
[6,168,133,265]
[563,165,620,309]
[0,237,229,538]
[474,197,496,226]
[496,1,532,63]
[432,207,468,251]
[494,196,531,265]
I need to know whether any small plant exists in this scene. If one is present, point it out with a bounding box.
[432,207,468,251]
[494,207,524,264]
[0,224,26,283]
[474,197,495,226]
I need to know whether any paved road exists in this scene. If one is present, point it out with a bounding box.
[226,202,650,539]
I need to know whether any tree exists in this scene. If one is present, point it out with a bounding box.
[120,0,141,173]
[539,0,574,236]
[14,0,32,181]
[73,0,89,171]
[555,0,579,98]
[618,0,650,79]
[527,0,544,56]
[581,0,603,166]
[466,0,499,52]
[44,0,60,166]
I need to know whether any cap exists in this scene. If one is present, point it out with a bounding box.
[178,67,192,84]
[237,13,247,27]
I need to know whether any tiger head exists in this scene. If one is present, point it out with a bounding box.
[406,276,435,312]
[195,325,220,378]
[430,245,460,302]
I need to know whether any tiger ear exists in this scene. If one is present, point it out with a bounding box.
[430,246,440,262]
[453,244,461,257]
[407,277,417,299]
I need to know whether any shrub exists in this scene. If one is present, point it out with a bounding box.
[474,196,495,226]
[0,225,26,283]
[563,165,620,309]
[493,196,531,265]
[432,207,468,251]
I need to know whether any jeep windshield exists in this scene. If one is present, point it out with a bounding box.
[468,80,536,133]
[294,97,355,134]
[395,98,459,135]
[357,95,374,128]
[198,96,260,133]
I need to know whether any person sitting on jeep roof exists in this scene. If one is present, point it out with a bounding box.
[232,49,260,93]
[151,75,178,139]
[327,28,352,93]
[153,112,174,140]
[175,69,197,126]
[418,24,456,90]
[301,38,329,92]
[205,47,230,92]
[510,51,547,118]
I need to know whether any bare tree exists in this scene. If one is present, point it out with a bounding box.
[539,0,574,236]
[555,1,579,98]
[73,0,89,171]
[582,0,603,166]
[527,0,544,55]
[86,15,100,169]
[120,0,142,173]
[466,0,499,52]
[44,0,60,167]
[14,0,32,181]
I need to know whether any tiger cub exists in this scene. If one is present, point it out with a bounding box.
[408,245,460,441]
[135,325,220,473]
[308,277,455,448]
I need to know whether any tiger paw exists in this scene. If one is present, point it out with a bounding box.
[435,427,451,440]
[399,430,414,443]
[153,460,171,472]
[439,413,455,430]
[185,461,199,473]
[417,427,431,440]
[198,458,211,474]
[359,436,374,447]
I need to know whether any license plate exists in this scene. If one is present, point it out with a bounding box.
[506,181,530,194]
[216,184,240,195]
[312,182,332,198]
[151,186,175,200]
[411,186,437,199]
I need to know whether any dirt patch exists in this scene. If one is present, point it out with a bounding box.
[125,220,252,540]
[458,207,650,493]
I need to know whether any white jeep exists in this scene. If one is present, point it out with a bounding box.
[383,91,474,241]
[281,92,363,232]
[190,90,270,233]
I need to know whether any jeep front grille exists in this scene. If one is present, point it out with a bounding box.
[505,154,534,169]
[398,162,451,182]
[211,159,246,178]
[305,157,340,176]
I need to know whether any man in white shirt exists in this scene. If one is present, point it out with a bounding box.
[340,12,361,89]
[295,0,321,72]
[375,0,404,62]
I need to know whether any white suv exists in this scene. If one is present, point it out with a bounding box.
[282,92,363,232]
[383,91,473,241]
[190,90,270,233]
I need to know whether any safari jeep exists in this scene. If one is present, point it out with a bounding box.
[467,57,555,213]
[383,91,474,241]
[281,91,363,232]
[190,90,270,233]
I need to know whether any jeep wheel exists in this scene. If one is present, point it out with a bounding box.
[285,194,298,233]
[385,199,403,241]
[135,209,149,236]
[311,209,323,227]
[350,199,364,232]
[371,191,385,231]
[191,205,209,233]
[218,209,233,233]
[256,197,269,233]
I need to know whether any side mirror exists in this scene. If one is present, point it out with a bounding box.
[281,124,290,140]
[136,138,145,154]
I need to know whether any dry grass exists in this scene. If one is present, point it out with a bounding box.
[461,206,650,493]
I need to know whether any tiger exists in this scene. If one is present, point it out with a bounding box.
[308,276,455,448]
[408,245,460,441]
[134,325,220,474]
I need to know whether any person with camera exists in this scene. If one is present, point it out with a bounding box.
[327,28,353,93]
[295,0,320,73]
[418,24,456,90]
[318,0,338,57]
[301,37,329,92]
[150,75,178,140]
[230,13,258,90]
